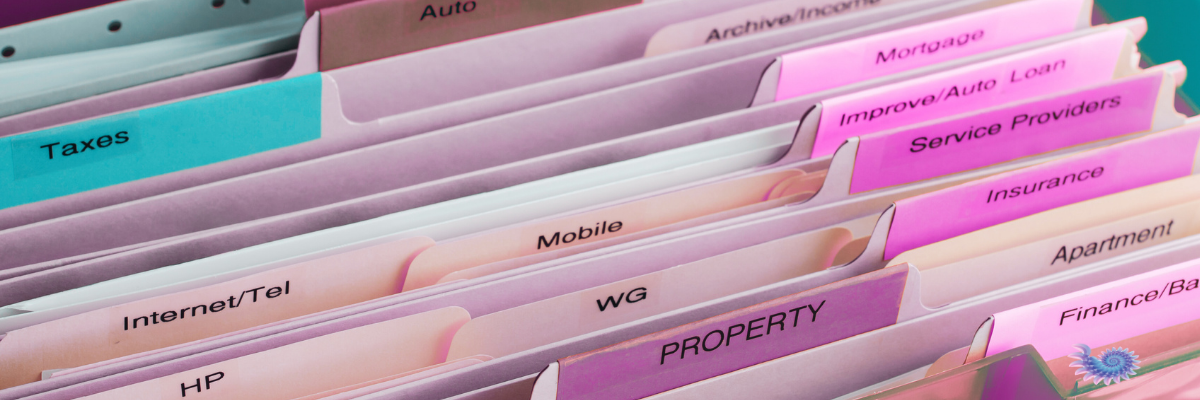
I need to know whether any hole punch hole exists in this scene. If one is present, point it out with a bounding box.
[108,20,122,32]
[212,0,225,8]
[242,0,250,4]
[1,46,13,58]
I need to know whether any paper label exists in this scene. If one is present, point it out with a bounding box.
[811,28,1128,157]
[0,73,322,210]
[1042,211,1198,272]
[920,197,1200,308]
[643,0,900,57]
[885,124,1200,261]
[443,227,851,361]
[554,266,907,400]
[987,258,1200,361]
[10,113,142,179]
[774,0,1085,102]
[77,308,469,400]
[0,237,432,390]
[851,71,1162,194]
[319,0,641,70]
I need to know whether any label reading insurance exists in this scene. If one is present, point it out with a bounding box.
[11,112,141,179]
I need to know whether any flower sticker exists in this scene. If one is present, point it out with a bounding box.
[1069,344,1141,385]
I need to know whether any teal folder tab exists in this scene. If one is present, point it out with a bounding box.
[0,73,322,209]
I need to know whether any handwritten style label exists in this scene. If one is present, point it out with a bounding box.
[988,257,1200,360]
[885,125,1200,261]
[773,0,1085,102]
[850,71,1162,194]
[553,266,907,400]
[810,28,1129,157]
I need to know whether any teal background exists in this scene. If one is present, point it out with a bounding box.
[1095,0,1200,113]
[0,73,322,209]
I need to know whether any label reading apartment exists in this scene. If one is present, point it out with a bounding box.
[121,281,290,331]
[9,112,142,179]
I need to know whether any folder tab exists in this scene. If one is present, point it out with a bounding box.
[811,25,1137,157]
[549,266,909,400]
[643,0,902,57]
[774,0,1089,102]
[0,73,322,209]
[987,256,1200,361]
[0,236,433,390]
[851,68,1172,194]
[885,123,1200,259]
[76,307,469,399]
[318,0,642,70]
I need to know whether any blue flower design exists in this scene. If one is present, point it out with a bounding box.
[1069,344,1141,385]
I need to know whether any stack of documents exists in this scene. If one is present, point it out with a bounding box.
[4,0,1200,398]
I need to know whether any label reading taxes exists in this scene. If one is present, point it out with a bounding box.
[10,112,141,180]
[554,267,907,400]
[999,259,1200,360]
[850,72,1161,194]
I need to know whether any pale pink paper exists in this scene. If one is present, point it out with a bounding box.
[774,0,1084,102]
[851,71,1162,193]
[987,258,1200,360]
[810,28,1129,157]
[443,227,851,361]
[402,170,803,291]
[885,125,1200,260]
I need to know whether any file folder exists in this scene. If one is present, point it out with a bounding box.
[0,0,306,117]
